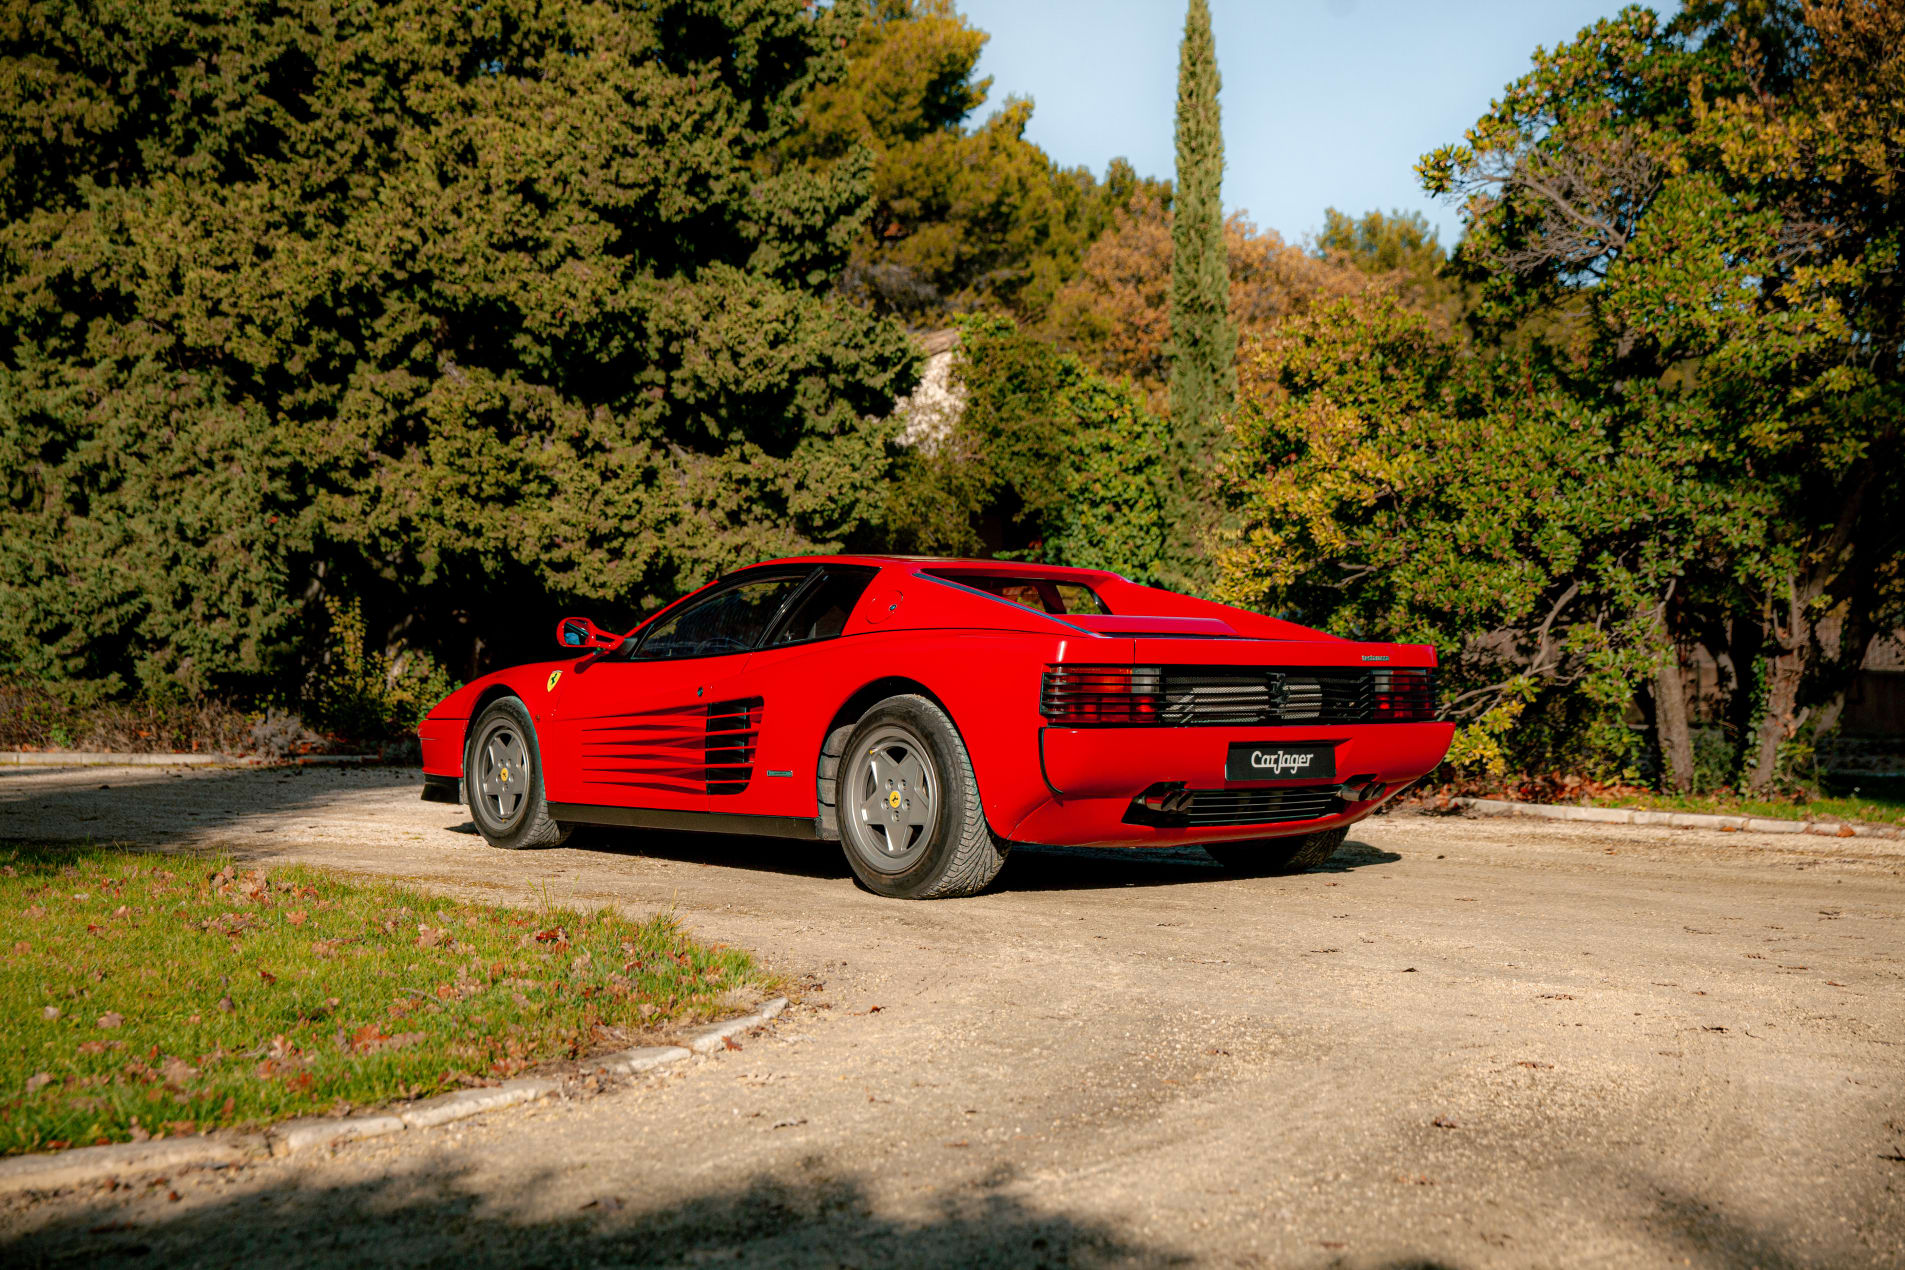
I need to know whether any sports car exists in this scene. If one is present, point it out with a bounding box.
[418,556,1454,898]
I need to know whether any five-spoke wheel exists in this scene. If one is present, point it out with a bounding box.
[836,696,1006,899]
[845,724,940,871]
[465,697,571,850]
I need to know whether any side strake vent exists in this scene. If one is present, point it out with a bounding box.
[1043,666,1436,727]
[705,697,763,796]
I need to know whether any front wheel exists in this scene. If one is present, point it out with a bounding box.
[836,695,1007,899]
[1205,826,1347,876]
[465,697,571,850]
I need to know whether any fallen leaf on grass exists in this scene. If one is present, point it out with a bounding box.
[23,905,45,920]
[25,1072,53,1093]
[42,1006,59,1021]
[97,1012,124,1029]
[286,911,307,926]
[258,968,277,985]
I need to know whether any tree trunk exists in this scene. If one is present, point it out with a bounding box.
[1653,654,1696,792]
[1746,641,1808,793]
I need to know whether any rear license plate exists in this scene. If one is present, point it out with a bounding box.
[1225,743,1336,783]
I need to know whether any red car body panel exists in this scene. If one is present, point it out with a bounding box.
[419,556,1455,848]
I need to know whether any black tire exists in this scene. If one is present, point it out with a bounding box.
[834,695,1007,899]
[465,697,571,850]
[1205,826,1347,876]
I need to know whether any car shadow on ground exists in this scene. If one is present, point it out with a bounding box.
[564,824,1401,894]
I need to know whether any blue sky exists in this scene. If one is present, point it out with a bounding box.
[954,0,1652,248]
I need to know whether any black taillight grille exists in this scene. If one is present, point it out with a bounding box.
[1043,665,1436,726]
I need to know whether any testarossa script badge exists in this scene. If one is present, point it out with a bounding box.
[1225,743,1337,783]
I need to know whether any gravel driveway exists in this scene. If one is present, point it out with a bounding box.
[2,764,1901,1268]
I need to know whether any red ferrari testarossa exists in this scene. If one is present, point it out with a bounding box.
[418,557,1453,898]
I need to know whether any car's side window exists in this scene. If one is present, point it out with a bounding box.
[763,568,878,647]
[633,574,807,660]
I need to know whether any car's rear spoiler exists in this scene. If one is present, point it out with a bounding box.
[1062,615,1237,638]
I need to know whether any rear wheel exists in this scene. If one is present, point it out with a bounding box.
[1205,826,1347,876]
[836,696,1006,899]
[465,697,571,850]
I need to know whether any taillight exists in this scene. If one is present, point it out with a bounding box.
[1371,668,1436,721]
[1040,665,1164,725]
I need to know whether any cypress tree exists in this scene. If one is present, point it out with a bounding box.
[1169,0,1235,453]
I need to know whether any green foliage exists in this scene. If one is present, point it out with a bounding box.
[1315,207,1467,331]
[1414,0,1904,790]
[786,1,1164,320]
[0,844,763,1154]
[886,318,1169,582]
[303,599,457,742]
[1217,292,1741,776]
[1168,0,1235,445]
[0,0,921,704]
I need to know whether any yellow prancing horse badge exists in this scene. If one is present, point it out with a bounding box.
[546,670,562,692]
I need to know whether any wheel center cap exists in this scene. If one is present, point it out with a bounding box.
[886,791,901,809]
[498,766,510,784]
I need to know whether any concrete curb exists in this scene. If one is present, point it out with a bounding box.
[0,1135,259,1196]
[0,751,388,769]
[1454,797,1902,839]
[0,997,790,1189]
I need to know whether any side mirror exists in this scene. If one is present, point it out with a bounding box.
[556,616,619,651]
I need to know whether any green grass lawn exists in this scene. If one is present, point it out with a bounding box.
[0,842,767,1156]
[1585,776,1905,827]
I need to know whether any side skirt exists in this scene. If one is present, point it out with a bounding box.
[420,773,462,805]
[547,802,821,841]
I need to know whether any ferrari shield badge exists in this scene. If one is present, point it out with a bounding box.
[546,670,561,692]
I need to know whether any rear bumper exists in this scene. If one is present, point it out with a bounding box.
[1013,721,1453,848]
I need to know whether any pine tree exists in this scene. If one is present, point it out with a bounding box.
[1169,0,1235,453]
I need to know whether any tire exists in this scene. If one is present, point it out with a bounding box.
[834,695,1007,899]
[465,697,572,850]
[1205,826,1347,876]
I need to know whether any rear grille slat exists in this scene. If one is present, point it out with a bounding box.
[1044,665,1436,727]
[1127,786,1344,828]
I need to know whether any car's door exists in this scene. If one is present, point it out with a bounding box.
[542,569,813,812]
[721,566,882,819]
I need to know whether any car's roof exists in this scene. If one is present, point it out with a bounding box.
[747,554,1123,581]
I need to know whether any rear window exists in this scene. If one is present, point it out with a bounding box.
[922,571,1110,616]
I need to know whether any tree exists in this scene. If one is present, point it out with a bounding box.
[1047,191,1371,409]
[1314,208,1468,334]
[884,318,1170,583]
[1419,0,1903,793]
[782,0,1162,322]
[1168,0,1236,450]
[1216,293,1740,780]
[0,0,919,702]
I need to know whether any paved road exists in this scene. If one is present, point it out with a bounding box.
[2,764,1902,1268]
